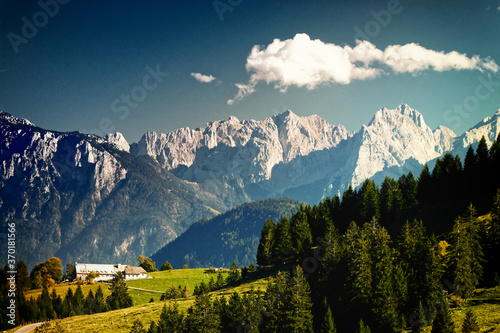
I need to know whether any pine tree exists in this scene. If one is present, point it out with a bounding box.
[410,302,428,333]
[107,271,133,310]
[184,293,220,332]
[216,272,225,288]
[417,164,432,202]
[63,287,75,317]
[367,219,398,330]
[344,221,372,303]
[227,261,241,284]
[51,288,64,318]
[431,294,455,333]
[287,266,314,332]
[461,309,479,333]
[157,303,184,333]
[14,261,30,295]
[291,210,313,258]
[399,171,418,208]
[398,220,442,314]
[356,318,371,333]
[339,184,358,231]
[257,219,277,266]
[380,177,396,220]
[320,297,336,333]
[273,217,293,261]
[359,179,380,222]
[73,285,85,315]
[129,320,146,333]
[448,205,483,299]
[84,289,95,314]
[94,285,107,313]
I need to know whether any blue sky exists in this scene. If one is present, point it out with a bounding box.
[1,0,499,142]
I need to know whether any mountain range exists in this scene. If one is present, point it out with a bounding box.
[1,104,499,268]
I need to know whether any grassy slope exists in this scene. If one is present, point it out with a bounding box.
[12,269,500,333]
[13,268,268,333]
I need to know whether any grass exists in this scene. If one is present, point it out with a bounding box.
[23,268,231,307]
[13,268,269,333]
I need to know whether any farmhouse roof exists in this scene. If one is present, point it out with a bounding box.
[125,266,147,275]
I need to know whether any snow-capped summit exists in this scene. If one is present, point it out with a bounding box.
[454,108,500,153]
[321,104,455,196]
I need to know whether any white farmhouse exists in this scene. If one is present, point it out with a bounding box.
[75,263,147,281]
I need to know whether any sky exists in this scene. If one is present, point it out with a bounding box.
[1,0,499,143]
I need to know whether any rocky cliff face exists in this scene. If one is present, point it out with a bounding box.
[130,111,351,183]
[0,111,236,268]
[131,105,463,202]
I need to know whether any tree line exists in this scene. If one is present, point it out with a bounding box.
[0,270,133,329]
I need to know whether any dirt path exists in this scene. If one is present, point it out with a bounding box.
[13,322,44,333]
[128,286,164,293]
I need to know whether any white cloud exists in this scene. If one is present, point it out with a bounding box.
[228,33,499,104]
[191,72,217,83]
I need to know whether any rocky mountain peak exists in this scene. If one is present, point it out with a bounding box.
[0,110,35,127]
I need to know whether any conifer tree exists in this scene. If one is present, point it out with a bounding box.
[63,287,75,317]
[399,171,418,208]
[291,210,313,258]
[184,293,220,332]
[488,190,500,282]
[273,217,293,261]
[410,302,428,333]
[129,320,146,333]
[16,261,31,293]
[257,219,276,266]
[417,164,432,202]
[344,221,372,303]
[320,297,336,333]
[107,271,133,310]
[94,285,107,313]
[367,219,398,330]
[398,220,441,314]
[287,266,314,332]
[339,185,358,231]
[216,272,225,288]
[227,261,241,284]
[461,309,479,332]
[448,205,483,299]
[84,289,95,314]
[157,303,184,333]
[431,294,455,333]
[73,285,85,315]
[490,134,500,188]
[356,318,371,333]
[476,136,489,170]
[359,179,380,222]
[51,288,64,318]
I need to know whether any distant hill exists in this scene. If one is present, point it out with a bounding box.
[151,198,302,269]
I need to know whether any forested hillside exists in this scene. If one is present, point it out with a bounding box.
[250,134,500,332]
[151,198,302,269]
